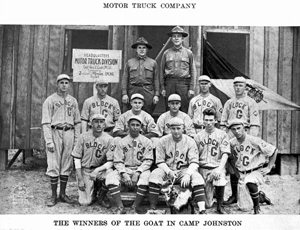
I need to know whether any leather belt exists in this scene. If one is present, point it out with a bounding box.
[239,166,262,174]
[51,126,74,131]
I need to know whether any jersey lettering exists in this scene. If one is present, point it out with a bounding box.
[236,109,243,119]
[211,146,217,157]
[95,149,102,158]
[242,156,249,166]
[137,151,143,161]
[176,160,188,170]
[67,107,72,116]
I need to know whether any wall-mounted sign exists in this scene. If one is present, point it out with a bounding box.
[72,49,122,82]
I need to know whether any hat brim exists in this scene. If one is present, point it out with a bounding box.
[228,123,244,129]
[167,32,188,37]
[57,78,70,83]
[131,43,152,49]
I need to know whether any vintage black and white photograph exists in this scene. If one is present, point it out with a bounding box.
[0,1,299,230]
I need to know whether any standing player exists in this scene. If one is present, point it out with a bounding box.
[121,37,159,115]
[194,108,230,214]
[72,114,114,207]
[188,75,223,132]
[42,74,81,207]
[156,94,195,137]
[229,119,277,214]
[113,93,159,139]
[221,76,260,206]
[81,79,121,135]
[160,26,197,113]
[148,117,206,214]
[106,116,154,214]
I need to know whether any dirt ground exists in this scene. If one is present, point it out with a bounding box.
[0,150,299,215]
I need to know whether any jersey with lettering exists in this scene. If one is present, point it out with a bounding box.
[156,134,199,171]
[194,128,230,168]
[156,111,196,137]
[42,93,81,126]
[114,135,153,174]
[71,130,114,168]
[230,134,277,172]
[113,110,159,136]
[221,96,260,128]
[81,95,121,128]
[188,94,223,126]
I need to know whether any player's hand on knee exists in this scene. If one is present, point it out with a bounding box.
[181,174,191,188]
[212,168,221,180]
[168,170,177,180]
[132,171,141,187]
[122,173,132,187]
[47,143,55,153]
[259,167,271,176]
[78,180,86,191]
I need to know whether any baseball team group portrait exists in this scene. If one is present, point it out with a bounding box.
[0,24,300,216]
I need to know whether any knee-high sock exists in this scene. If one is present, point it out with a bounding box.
[246,182,259,207]
[50,176,58,197]
[215,186,225,205]
[59,175,68,196]
[133,185,148,208]
[108,184,123,208]
[230,174,239,198]
[148,182,160,209]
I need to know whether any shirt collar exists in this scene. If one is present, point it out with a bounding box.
[137,55,147,60]
[172,46,183,52]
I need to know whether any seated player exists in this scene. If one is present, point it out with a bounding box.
[156,94,195,138]
[148,117,206,214]
[106,116,154,214]
[194,108,230,214]
[229,119,277,214]
[72,114,114,207]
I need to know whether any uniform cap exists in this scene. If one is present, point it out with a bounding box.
[233,76,247,84]
[198,75,211,82]
[128,115,142,124]
[167,26,188,37]
[228,119,246,129]
[56,74,70,83]
[132,37,152,49]
[131,93,144,101]
[168,94,181,102]
[95,79,109,85]
[90,114,106,122]
[168,117,184,126]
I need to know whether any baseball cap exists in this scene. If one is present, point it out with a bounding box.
[95,79,109,85]
[168,94,181,102]
[233,76,247,84]
[168,117,184,126]
[228,119,246,129]
[198,75,211,82]
[131,93,144,101]
[90,114,106,122]
[56,74,70,83]
[128,115,142,124]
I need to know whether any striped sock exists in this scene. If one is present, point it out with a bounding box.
[247,183,259,207]
[107,185,123,207]
[50,176,58,197]
[193,185,205,203]
[59,175,68,196]
[133,185,148,208]
[148,182,161,209]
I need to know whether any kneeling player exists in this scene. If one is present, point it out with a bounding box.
[194,108,230,214]
[148,117,206,214]
[72,114,114,207]
[229,119,277,214]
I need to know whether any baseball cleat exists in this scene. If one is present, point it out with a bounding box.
[47,196,57,207]
[217,204,227,214]
[98,198,112,208]
[198,209,207,214]
[253,205,261,214]
[259,191,272,205]
[59,194,76,204]
[223,196,237,205]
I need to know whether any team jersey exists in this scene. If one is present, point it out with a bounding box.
[156,111,196,137]
[221,95,260,128]
[188,94,223,126]
[156,134,199,171]
[71,130,114,168]
[42,93,81,126]
[113,110,159,136]
[230,134,277,172]
[113,135,153,173]
[194,128,230,168]
[81,94,121,128]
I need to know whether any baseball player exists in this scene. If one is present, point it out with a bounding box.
[72,114,114,207]
[160,26,197,113]
[106,116,154,214]
[148,117,206,214]
[228,119,277,214]
[194,108,230,214]
[188,75,223,133]
[121,37,159,115]
[81,79,121,135]
[42,74,81,207]
[113,93,159,139]
[156,94,195,137]
[221,76,260,206]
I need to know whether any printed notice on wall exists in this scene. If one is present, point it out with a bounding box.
[72,49,122,82]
